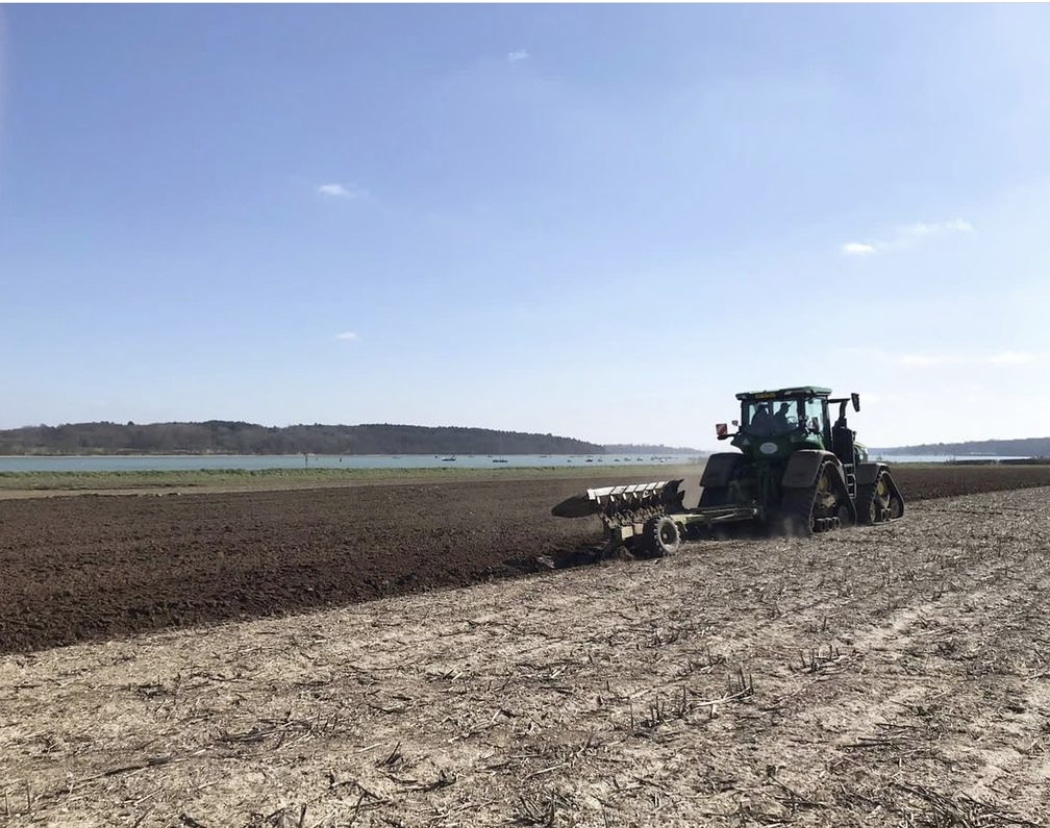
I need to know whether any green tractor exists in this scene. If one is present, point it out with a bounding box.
[552,386,904,557]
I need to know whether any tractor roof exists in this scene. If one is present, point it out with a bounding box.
[736,386,833,402]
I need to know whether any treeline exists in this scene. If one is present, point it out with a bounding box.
[0,421,604,457]
[879,436,1050,457]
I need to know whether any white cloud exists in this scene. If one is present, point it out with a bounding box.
[317,183,367,199]
[840,218,974,256]
[335,331,360,342]
[507,49,530,62]
[897,350,1038,367]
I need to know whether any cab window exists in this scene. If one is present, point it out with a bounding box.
[804,398,825,434]
[745,399,800,436]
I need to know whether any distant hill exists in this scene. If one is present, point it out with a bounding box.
[876,437,1050,457]
[0,422,604,457]
[602,443,704,455]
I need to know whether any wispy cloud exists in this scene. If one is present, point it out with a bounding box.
[840,218,974,256]
[335,331,360,342]
[899,219,974,237]
[897,350,1038,367]
[317,183,367,199]
[507,49,530,62]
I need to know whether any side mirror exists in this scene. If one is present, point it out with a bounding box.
[716,423,729,440]
[731,419,740,427]
[851,393,860,412]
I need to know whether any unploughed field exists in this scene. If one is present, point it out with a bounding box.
[2,464,1050,826]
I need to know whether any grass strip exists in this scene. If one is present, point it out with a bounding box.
[0,464,702,493]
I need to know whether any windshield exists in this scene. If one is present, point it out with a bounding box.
[743,399,801,437]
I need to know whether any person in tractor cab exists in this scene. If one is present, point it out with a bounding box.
[750,404,774,434]
[773,402,793,430]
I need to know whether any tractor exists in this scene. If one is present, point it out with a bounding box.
[551,386,904,557]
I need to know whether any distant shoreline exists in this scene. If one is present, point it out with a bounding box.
[0,450,706,459]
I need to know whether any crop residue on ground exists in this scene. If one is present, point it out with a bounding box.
[2,469,1049,825]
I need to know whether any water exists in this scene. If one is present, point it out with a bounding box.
[871,454,1031,464]
[0,453,705,474]
[0,451,1032,473]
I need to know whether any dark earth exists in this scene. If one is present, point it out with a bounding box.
[3,464,1049,655]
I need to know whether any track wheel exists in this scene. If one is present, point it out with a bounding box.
[857,471,904,525]
[777,461,851,537]
[881,473,905,521]
[855,482,878,525]
[645,515,681,557]
[778,485,817,537]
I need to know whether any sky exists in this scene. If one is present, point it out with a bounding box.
[1,5,1049,450]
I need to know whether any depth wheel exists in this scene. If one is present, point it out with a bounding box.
[645,515,681,557]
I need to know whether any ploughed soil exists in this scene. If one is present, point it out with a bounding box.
[3,478,1050,826]
[3,464,1050,656]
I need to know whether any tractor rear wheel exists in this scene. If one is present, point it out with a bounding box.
[645,515,681,557]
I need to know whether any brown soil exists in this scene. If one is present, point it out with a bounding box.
[3,464,1050,656]
[2,482,1049,826]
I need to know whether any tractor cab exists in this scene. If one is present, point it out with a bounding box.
[719,386,865,468]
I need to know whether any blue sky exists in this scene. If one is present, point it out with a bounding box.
[1,5,1049,449]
